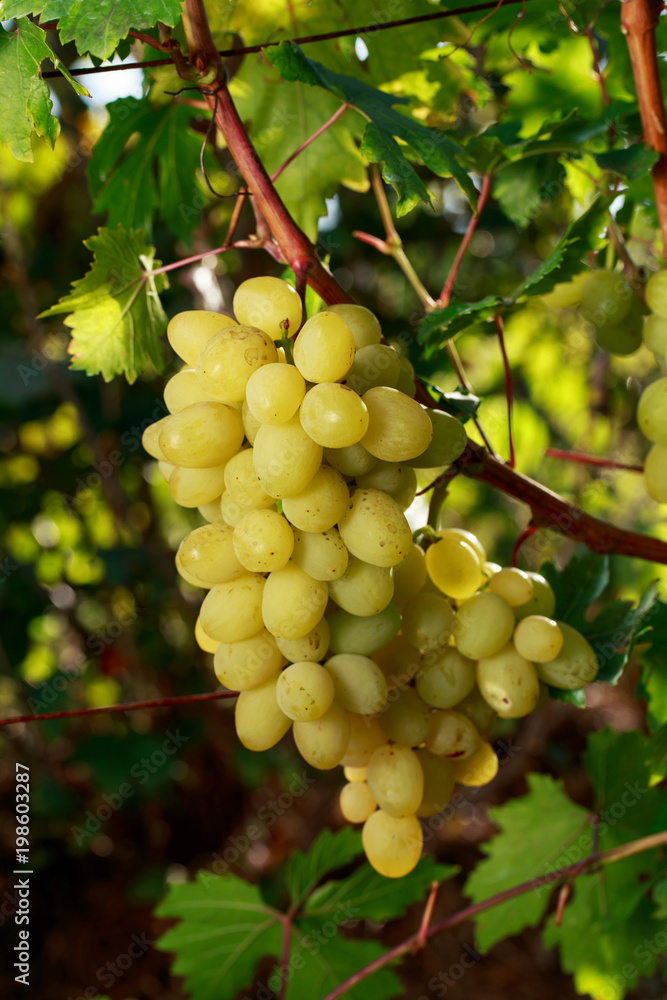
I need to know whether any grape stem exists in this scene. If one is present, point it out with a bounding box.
[510,526,538,567]
[494,313,515,468]
[438,172,492,307]
[320,828,667,1000]
[545,449,644,473]
[0,689,239,727]
[270,103,350,182]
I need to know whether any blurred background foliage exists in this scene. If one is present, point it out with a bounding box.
[0,0,665,997]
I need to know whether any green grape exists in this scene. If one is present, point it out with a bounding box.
[337,488,412,568]
[245,363,306,425]
[339,782,377,823]
[477,644,540,718]
[275,661,335,721]
[513,573,556,621]
[487,567,534,607]
[253,413,323,498]
[262,562,328,639]
[224,448,275,510]
[327,304,382,348]
[235,675,292,751]
[396,355,416,398]
[324,653,388,714]
[356,460,404,494]
[426,709,481,759]
[482,561,502,580]
[198,497,225,524]
[580,269,633,325]
[415,750,455,817]
[401,592,455,652]
[362,387,433,461]
[299,382,370,448]
[178,523,245,587]
[407,410,467,469]
[282,465,350,532]
[391,544,427,609]
[344,765,368,782]
[200,574,265,643]
[540,271,588,309]
[167,311,236,367]
[645,270,667,319]
[275,617,330,662]
[344,344,401,394]
[232,276,303,340]
[158,402,244,468]
[293,702,351,769]
[328,555,394,615]
[425,537,483,601]
[362,810,423,878]
[454,686,496,736]
[142,417,171,460]
[645,443,667,501]
[416,647,476,709]
[323,442,377,478]
[594,296,643,355]
[366,744,424,817]
[389,465,418,510]
[341,713,387,767]
[513,615,564,662]
[233,510,294,573]
[291,527,349,581]
[214,628,284,690]
[372,636,421,692]
[328,604,401,656]
[195,616,219,653]
[242,399,262,445]
[451,740,498,786]
[638,377,667,444]
[643,313,667,353]
[536,622,598,689]
[196,325,278,402]
[219,491,256,526]
[292,312,356,383]
[454,592,515,659]
[437,527,486,564]
[380,687,430,747]
[164,369,218,413]
[169,464,229,508]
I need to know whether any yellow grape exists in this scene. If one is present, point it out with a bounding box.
[327,604,401,656]
[415,750,455,817]
[275,617,331,662]
[292,702,351,769]
[232,276,303,340]
[645,270,667,318]
[282,466,350,533]
[344,765,368,782]
[292,311,356,383]
[324,653,388,714]
[340,782,377,823]
[327,304,382,348]
[327,555,394,616]
[380,687,431,747]
[366,744,424,817]
[198,497,225,524]
[178,523,245,587]
[175,550,205,588]
[451,741,498,786]
[214,629,284,690]
[157,460,175,482]
[344,344,401,394]
[253,413,323,498]
[200,574,265,643]
[167,311,236,366]
[389,466,418,510]
[513,615,564,662]
[408,410,467,469]
[169,464,228,507]
[245,363,306,425]
[223,449,275,510]
[426,709,481,759]
[262,562,328,639]
[142,417,170,460]
[233,509,295,573]
[638,377,667,445]
[454,591,515,659]
[299,382,369,448]
[645,443,667,502]
[356,460,403,493]
[235,675,292,751]
[391,543,427,609]
[477,644,540,718]
[362,810,423,878]
[362,387,433,461]
[337,488,412,568]
[158,402,244,468]
[401,593,455,652]
[643,314,667,353]
[341,713,387,767]
[425,536,483,601]
[275,661,335,721]
[535,622,598,689]
[416,647,477,709]
[324,442,377,478]
[242,399,262,445]
[372,636,421,692]
[195,616,219,653]
[219,491,256,527]
[196,325,278,402]
[487,567,534,606]
[163,369,218,413]
[513,573,556,621]
[437,527,486,564]
[291,527,349,581]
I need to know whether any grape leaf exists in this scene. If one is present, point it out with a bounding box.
[540,552,610,631]
[1,0,183,60]
[579,583,661,685]
[285,827,362,908]
[636,596,667,730]
[424,384,481,424]
[39,227,167,383]
[493,156,566,230]
[360,123,431,217]
[283,930,400,1000]
[88,97,210,244]
[417,297,503,355]
[464,773,589,952]
[0,18,60,162]
[594,144,659,180]
[268,42,476,213]
[155,872,284,1000]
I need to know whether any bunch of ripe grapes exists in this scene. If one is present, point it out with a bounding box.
[142,277,599,878]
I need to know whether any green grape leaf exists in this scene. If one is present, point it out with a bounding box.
[594,144,659,180]
[39,227,167,383]
[540,552,610,631]
[155,872,284,1000]
[579,583,661,685]
[285,827,362,908]
[1,1,183,60]
[268,42,476,213]
[652,879,667,919]
[417,297,502,357]
[493,157,566,230]
[305,856,458,922]
[283,928,400,1000]
[88,97,209,244]
[636,596,667,730]
[465,773,589,952]
[0,18,61,162]
[424,384,481,423]
[360,123,431,217]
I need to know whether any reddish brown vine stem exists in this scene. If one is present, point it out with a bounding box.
[0,689,238,727]
[621,0,667,265]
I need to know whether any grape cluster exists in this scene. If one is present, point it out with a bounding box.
[142,277,599,878]
[638,270,667,502]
